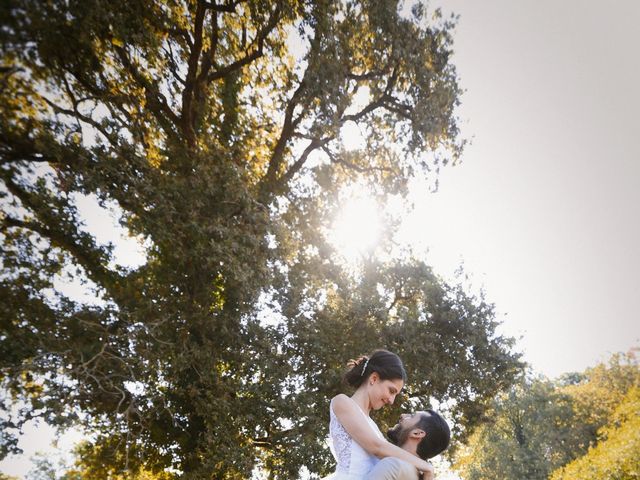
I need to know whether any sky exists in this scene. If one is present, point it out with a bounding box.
[400,0,640,379]
[2,0,640,477]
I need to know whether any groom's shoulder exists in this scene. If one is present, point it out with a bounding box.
[368,457,419,480]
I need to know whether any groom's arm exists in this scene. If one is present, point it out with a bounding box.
[368,457,421,480]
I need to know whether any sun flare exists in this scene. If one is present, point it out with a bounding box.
[328,192,382,262]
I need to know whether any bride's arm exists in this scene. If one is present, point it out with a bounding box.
[331,394,434,475]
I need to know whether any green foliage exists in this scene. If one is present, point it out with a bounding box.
[454,350,640,480]
[26,453,76,480]
[453,378,579,480]
[1,0,521,477]
[550,386,640,480]
[0,474,20,480]
[558,351,640,439]
[61,441,176,480]
[550,357,640,480]
[24,448,172,480]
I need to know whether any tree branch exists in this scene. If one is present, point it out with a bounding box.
[206,45,263,83]
[113,46,181,136]
[42,93,118,148]
[346,69,390,82]
[321,145,393,175]
[260,82,306,193]
[267,90,395,192]
[251,424,309,449]
[341,95,388,123]
[1,175,123,302]
[0,146,57,165]
[387,286,412,313]
[205,4,281,83]
[67,68,135,131]
[202,0,243,13]
[180,0,208,147]
[0,123,70,166]
[277,137,329,188]
[1,216,39,233]
[163,42,187,87]
[195,5,220,85]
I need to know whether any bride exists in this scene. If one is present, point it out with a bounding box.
[324,349,434,479]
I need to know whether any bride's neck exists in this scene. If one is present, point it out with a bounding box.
[351,388,371,415]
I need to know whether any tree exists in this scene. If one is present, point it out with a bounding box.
[1,1,522,478]
[25,447,172,480]
[0,473,20,480]
[558,350,640,443]
[453,377,580,480]
[550,386,640,480]
[453,350,640,480]
[70,441,176,480]
[26,452,77,480]
[548,351,640,480]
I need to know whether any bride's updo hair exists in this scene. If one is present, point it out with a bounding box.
[344,349,407,388]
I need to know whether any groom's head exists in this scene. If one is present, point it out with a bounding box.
[387,410,450,459]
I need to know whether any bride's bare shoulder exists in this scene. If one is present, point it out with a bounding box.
[330,394,356,414]
[330,393,349,404]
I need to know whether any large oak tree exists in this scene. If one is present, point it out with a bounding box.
[1,1,522,478]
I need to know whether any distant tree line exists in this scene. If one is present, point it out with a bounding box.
[454,350,640,480]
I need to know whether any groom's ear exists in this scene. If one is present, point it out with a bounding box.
[410,429,426,440]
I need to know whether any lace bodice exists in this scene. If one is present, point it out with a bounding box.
[328,398,383,478]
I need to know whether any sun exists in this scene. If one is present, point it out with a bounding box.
[328,190,382,263]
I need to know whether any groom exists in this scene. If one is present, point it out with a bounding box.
[369,410,450,480]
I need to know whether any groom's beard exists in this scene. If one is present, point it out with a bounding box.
[388,422,413,447]
[386,424,403,445]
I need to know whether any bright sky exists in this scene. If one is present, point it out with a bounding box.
[3,1,640,478]
[334,0,640,379]
[411,0,640,379]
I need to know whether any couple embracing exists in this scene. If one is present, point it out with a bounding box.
[325,349,450,480]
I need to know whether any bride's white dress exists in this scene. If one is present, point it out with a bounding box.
[323,398,384,479]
